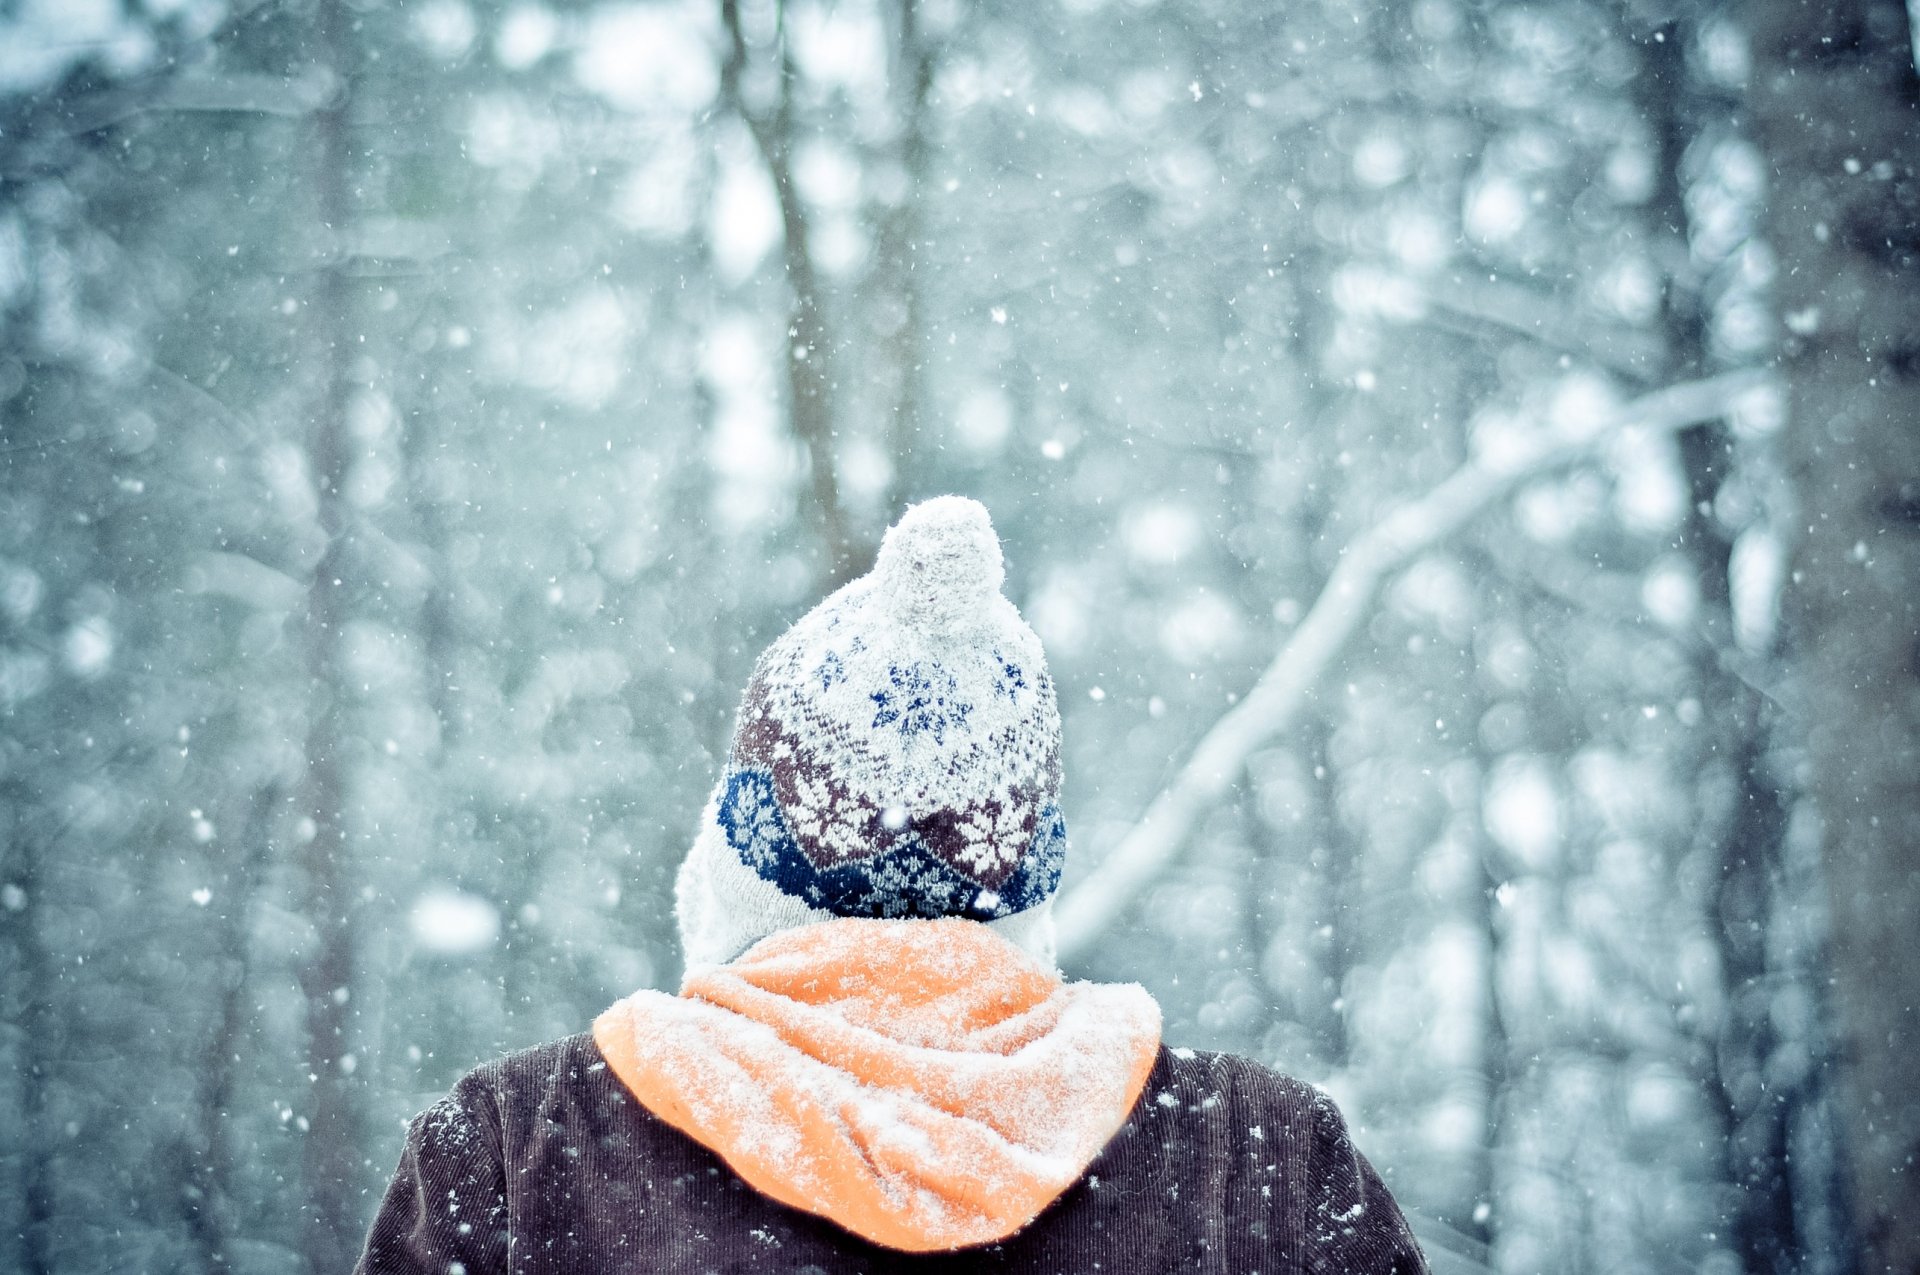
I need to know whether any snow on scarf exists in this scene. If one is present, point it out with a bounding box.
[592,917,1162,1253]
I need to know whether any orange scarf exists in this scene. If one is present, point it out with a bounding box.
[592,917,1161,1252]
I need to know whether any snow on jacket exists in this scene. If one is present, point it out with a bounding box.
[355,919,1428,1274]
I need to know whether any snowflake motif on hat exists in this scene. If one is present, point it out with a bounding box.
[717,769,787,874]
[994,653,1028,702]
[868,662,972,745]
[955,803,1031,875]
[786,772,871,860]
[812,651,845,692]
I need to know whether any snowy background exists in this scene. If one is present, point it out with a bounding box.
[2,0,1917,1272]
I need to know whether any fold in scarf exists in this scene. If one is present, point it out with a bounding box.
[593,917,1161,1252]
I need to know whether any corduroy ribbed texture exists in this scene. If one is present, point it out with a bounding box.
[354,1034,1428,1275]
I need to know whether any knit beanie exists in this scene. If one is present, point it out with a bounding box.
[675,497,1065,969]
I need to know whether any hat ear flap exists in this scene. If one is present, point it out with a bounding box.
[676,792,833,971]
[986,899,1058,971]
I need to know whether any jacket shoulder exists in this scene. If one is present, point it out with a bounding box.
[463,1031,601,1092]
[1145,1047,1429,1274]
[1155,1044,1326,1116]
[449,1031,614,1133]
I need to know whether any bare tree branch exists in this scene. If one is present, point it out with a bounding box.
[1053,368,1776,963]
[1408,273,1671,381]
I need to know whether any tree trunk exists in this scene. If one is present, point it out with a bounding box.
[719,0,860,584]
[1643,20,1813,1263]
[1301,718,1354,1068]
[400,399,462,747]
[1747,2,1920,1269]
[12,810,54,1275]
[877,0,936,517]
[1464,716,1510,1255]
[181,782,283,1274]
[298,0,366,1266]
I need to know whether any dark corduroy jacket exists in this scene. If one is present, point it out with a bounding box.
[355,1033,1427,1275]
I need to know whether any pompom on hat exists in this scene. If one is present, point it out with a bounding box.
[676,497,1065,969]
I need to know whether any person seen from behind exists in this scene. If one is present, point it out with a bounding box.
[355,496,1430,1274]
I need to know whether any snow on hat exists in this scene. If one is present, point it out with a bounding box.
[676,497,1065,968]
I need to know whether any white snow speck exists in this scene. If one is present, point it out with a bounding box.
[1784,306,1821,335]
[62,617,113,677]
[573,6,717,114]
[410,887,503,955]
[495,6,557,69]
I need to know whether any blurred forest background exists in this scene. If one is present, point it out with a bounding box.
[1,0,1916,1271]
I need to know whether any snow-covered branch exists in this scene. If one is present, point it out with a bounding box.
[1053,368,1776,964]
[1408,274,1669,380]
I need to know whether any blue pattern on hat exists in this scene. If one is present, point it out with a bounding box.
[716,766,1065,921]
[868,661,973,745]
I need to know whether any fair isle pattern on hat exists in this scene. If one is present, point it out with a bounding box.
[716,768,1066,920]
[715,497,1065,925]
